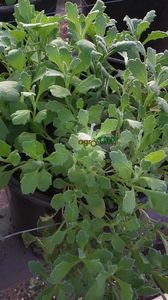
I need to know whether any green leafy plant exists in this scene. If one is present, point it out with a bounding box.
[1,0,168,299]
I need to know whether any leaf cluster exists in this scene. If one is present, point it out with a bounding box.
[0,1,168,299]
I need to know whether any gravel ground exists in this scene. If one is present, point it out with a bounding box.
[0,279,36,300]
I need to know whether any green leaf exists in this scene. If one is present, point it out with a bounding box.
[85,259,105,277]
[128,58,148,85]
[16,132,36,150]
[49,260,78,284]
[28,261,47,279]
[76,39,95,53]
[84,10,99,36]
[0,81,21,102]
[0,140,11,157]
[76,230,89,250]
[137,286,160,297]
[86,193,105,218]
[63,190,75,204]
[125,216,140,232]
[136,177,167,192]
[147,47,156,71]
[152,273,168,293]
[90,0,105,14]
[46,100,74,119]
[65,1,81,38]
[38,70,63,97]
[138,188,168,216]
[143,10,156,23]
[78,109,89,127]
[158,97,168,112]
[136,21,150,39]
[7,150,21,166]
[0,168,13,189]
[22,141,44,159]
[84,273,107,300]
[143,115,156,136]
[109,77,120,94]
[110,150,132,180]
[95,14,106,36]
[96,175,111,190]
[11,110,31,125]
[143,31,168,45]
[160,233,168,255]
[37,169,52,192]
[110,41,144,58]
[6,49,26,72]
[14,0,35,23]
[144,150,166,164]
[122,189,136,214]
[22,232,37,248]
[0,119,9,140]
[42,231,66,254]
[133,251,151,273]
[97,118,118,138]
[111,233,125,253]
[106,26,118,47]
[47,144,70,166]
[50,85,71,98]
[75,75,102,94]
[34,110,47,123]
[51,194,65,210]
[53,178,65,189]
[119,280,133,300]
[64,200,79,223]
[126,119,142,130]
[21,170,39,194]
[89,104,103,123]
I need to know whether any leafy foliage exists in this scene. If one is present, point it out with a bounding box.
[1,0,168,299]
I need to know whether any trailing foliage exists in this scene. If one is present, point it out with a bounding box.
[0,0,168,299]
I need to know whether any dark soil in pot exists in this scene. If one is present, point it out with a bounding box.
[8,177,60,231]
[0,0,57,22]
[83,0,168,52]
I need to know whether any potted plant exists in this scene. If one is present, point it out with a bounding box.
[0,0,62,229]
[82,0,168,52]
[0,0,57,22]
[1,0,168,298]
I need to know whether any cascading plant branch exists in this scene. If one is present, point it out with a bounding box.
[0,0,168,299]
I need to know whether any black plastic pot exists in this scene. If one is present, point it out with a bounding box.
[9,178,55,231]
[0,0,57,23]
[82,0,168,52]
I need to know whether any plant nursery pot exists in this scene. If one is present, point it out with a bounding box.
[82,0,168,52]
[0,0,57,23]
[9,178,55,231]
